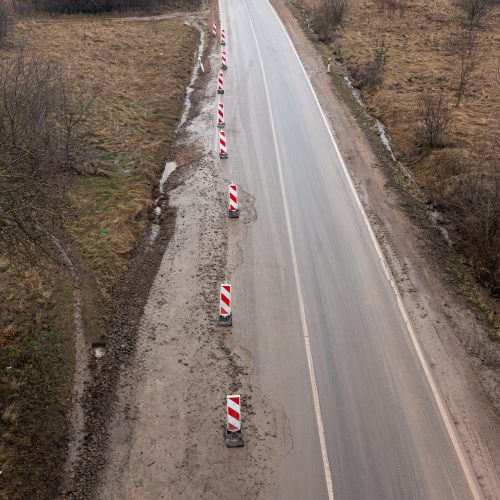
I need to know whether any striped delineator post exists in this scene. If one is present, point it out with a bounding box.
[217,102,225,128]
[212,22,217,38]
[218,283,232,326]
[220,29,226,45]
[225,395,244,447]
[219,130,228,159]
[221,50,227,70]
[217,72,224,95]
[228,183,239,218]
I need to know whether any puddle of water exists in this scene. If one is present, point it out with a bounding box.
[342,73,454,248]
[148,160,177,244]
[375,119,397,162]
[159,161,177,194]
[344,76,363,106]
[150,224,160,242]
[431,210,453,247]
[148,28,206,246]
[93,346,106,359]
[178,30,205,130]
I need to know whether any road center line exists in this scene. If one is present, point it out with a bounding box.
[263,1,482,498]
[239,0,335,498]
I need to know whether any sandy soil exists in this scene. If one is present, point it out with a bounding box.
[269,0,499,497]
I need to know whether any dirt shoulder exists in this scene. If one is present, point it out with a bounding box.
[270,0,499,497]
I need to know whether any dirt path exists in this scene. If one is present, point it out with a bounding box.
[268,0,499,497]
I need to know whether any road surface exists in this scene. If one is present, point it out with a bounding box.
[221,0,480,498]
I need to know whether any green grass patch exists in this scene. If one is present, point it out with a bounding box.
[0,262,74,499]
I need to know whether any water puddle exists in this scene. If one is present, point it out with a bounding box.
[92,343,106,359]
[431,210,453,247]
[148,26,205,245]
[341,75,453,247]
[149,160,177,244]
[178,29,205,130]
[375,119,397,162]
[344,76,363,106]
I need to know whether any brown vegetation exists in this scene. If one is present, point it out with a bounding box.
[11,0,201,14]
[296,0,500,295]
[0,12,199,498]
[415,92,452,148]
[312,0,348,42]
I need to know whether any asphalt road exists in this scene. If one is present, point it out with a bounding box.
[220,0,481,498]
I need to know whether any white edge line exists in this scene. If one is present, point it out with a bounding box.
[264,1,482,498]
[240,0,335,498]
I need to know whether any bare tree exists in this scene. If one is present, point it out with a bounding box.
[455,0,489,28]
[313,0,348,42]
[0,54,90,259]
[451,0,491,106]
[453,27,480,106]
[415,92,452,148]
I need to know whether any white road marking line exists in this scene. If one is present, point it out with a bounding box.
[264,1,482,498]
[239,0,335,498]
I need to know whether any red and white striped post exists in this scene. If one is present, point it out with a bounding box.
[219,130,228,159]
[225,394,244,447]
[221,50,227,70]
[212,22,217,38]
[218,283,232,326]
[220,29,226,46]
[217,102,225,128]
[217,72,224,95]
[228,183,239,218]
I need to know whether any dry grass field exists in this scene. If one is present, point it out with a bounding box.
[0,14,199,498]
[293,0,499,294]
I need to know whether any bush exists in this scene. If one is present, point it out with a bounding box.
[312,0,348,42]
[352,40,388,89]
[444,167,500,289]
[415,92,452,148]
[455,0,489,27]
[0,54,90,258]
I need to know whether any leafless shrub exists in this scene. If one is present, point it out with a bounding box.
[455,0,489,27]
[444,165,500,289]
[352,41,388,90]
[374,0,405,16]
[415,92,452,149]
[0,54,91,259]
[451,0,489,106]
[0,0,9,43]
[398,0,407,16]
[453,27,480,106]
[312,0,348,42]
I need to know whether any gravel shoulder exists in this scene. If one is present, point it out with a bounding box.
[269,0,499,496]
